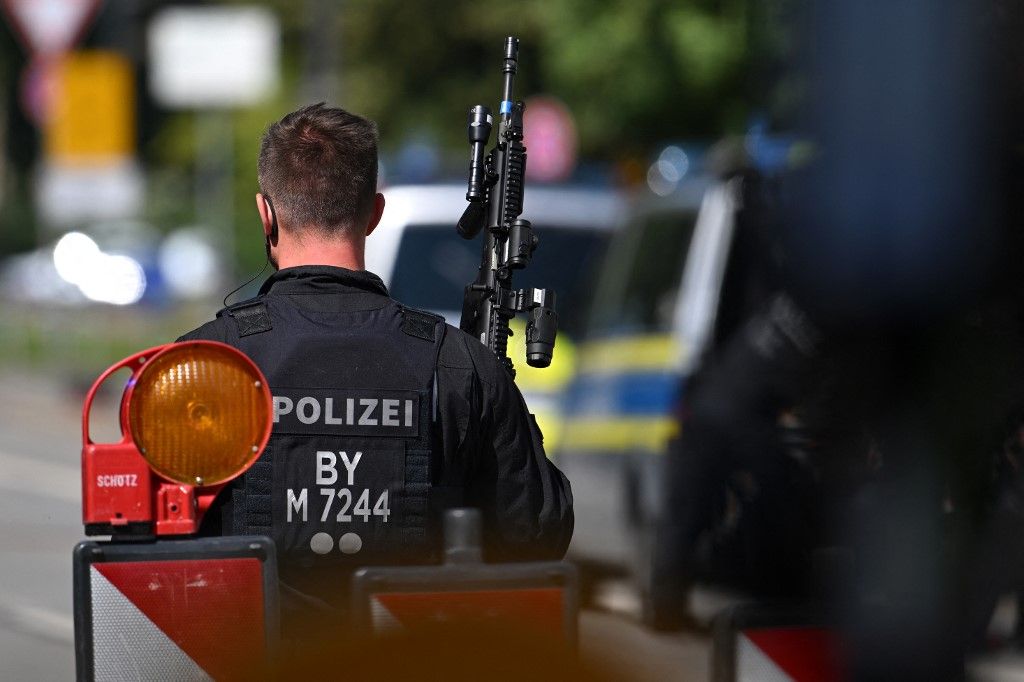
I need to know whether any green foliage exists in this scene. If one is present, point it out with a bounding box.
[341,0,540,151]
[537,0,749,151]
[341,0,768,158]
[0,179,37,255]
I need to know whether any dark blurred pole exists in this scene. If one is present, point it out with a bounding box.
[784,1,1009,679]
[90,0,146,60]
[0,85,6,212]
[300,0,340,105]
[741,0,770,121]
[789,1,997,325]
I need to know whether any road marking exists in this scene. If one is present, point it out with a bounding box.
[0,448,79,504]
[0,602,74,646]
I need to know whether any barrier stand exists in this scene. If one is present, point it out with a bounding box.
[352,508,578,648]
[73,535,279,682]
[711,602,842,682]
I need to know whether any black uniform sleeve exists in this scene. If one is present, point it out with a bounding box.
[451,332,574,561]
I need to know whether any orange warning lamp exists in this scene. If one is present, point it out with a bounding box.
[82,341,272,536]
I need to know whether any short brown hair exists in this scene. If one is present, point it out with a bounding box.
[257,103,378,235]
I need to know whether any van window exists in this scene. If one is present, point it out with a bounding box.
[389,224,609,337]
[587,209,698,336]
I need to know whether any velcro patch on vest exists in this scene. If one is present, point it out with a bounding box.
[401,308,439,342]
[271,388,420,437]
[229,301,273,337]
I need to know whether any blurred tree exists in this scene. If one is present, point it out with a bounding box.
[534,0,748,153]
[338,0,797,159]
[341,0,540,151]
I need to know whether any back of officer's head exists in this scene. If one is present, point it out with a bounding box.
[258,103,378,236]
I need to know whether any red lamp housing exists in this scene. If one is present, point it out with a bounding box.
[81,341,272,537]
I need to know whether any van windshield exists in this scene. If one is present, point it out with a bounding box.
[587,209,698,336]
[389,224,609,337]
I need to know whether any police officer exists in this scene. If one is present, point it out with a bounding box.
[178,103,573,631]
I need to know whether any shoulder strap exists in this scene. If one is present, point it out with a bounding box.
[398,305,447,423]
[217,297,273,337]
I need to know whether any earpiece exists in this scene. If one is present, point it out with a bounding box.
[224,192,278,306]
[264,195,279,245]
[262,194,279,261]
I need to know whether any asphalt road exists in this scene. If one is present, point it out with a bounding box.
[0,372,87,681]
[0,371,712,681]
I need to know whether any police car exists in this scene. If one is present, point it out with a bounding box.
[554,169,740,598]
[365,183,625,446]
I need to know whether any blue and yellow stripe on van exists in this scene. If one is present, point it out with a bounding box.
[558,333,685,455]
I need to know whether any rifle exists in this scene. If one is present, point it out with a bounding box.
[456,36,557,378]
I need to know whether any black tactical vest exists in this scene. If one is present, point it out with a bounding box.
[217,293,444,568]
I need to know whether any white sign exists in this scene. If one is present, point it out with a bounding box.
[36,160,144,226]
[1,0,99,55]
[148,6,280,109]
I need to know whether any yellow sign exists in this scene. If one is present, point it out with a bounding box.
[45,51,134,162]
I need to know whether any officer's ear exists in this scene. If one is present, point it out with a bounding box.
[256,193,274,238]
[365,193,385,237]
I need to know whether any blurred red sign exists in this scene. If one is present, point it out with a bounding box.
[1,0,99,56]
[524,96,578,183]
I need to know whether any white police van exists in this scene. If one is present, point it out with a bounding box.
[554,171,742,602]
